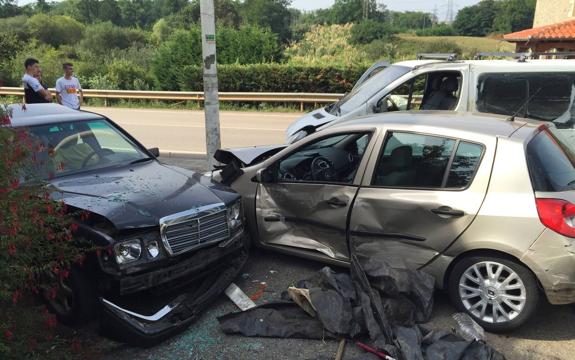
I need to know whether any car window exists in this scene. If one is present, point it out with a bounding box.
[275,132,371,184]
[378,71,461,113]
[27,119,148,179]
[446,142,484,188]
[527,127,575,192]
[476,72,575,124]
[373,132,456,188]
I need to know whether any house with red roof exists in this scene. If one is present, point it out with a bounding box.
[504,0,575,54]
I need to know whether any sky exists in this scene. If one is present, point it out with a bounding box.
[292,0,482,21]
[18,0,482,21]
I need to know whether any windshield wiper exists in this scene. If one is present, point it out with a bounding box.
[129,157,154,165]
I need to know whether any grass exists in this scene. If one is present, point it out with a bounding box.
[397,34,515,57]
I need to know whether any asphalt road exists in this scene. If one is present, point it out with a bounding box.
[85,107,301,155]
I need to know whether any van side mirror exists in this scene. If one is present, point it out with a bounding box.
[148,147,160,157]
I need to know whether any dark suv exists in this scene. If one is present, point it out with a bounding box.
[7,103,248,344]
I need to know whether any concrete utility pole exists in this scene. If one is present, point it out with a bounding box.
[200,0,221,170]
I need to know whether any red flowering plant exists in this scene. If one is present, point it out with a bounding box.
[0,105,92,359]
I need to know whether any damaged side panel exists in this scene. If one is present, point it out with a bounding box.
[255,183,358,260]
[521,228,575,305]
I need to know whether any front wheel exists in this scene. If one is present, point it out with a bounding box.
[43,267,98,325]
[448,255,539,332]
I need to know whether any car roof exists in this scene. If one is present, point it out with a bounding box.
[333,111,544,140]
[394,59,575,71]
[5,103,104,127]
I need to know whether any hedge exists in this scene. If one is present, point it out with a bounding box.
[179,63,368,93]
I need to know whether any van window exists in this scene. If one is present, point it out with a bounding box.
[527,127,575,192]
[380,71,461,113]
[476,73,575,124]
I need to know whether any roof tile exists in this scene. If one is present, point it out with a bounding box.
[504,18,575,41]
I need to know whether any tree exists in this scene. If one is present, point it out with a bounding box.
[174,0,242,28]
[241,0,292,42]
[80,22,149,56]
[26,14,85,47]
[75,0,100,23]
[453,0,497,36]
[492,0,536,33]
[389,11,433,31]
[350,19,394,45]
[328,0,383,24]
[0,0,19,18]
[98,0,122,25]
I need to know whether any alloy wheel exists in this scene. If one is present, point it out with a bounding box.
[458,261,527,324]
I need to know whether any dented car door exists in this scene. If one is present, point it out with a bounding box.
[350,129,495,269]
[255,131,376,261]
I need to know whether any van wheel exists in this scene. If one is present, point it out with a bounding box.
[448,255,539,332]
[43,268,98,325]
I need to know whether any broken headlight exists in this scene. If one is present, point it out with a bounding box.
[114,239,142,265]
[227,200,242,230]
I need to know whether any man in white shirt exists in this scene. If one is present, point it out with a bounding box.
[55,63,83,110]
[22,58,53,104]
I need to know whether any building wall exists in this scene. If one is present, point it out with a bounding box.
[533,0,575,27]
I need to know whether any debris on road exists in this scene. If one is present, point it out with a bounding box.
[219,253,505,360]
[356,341,396,360]
[453,313,485,342]
[288,286,317,317]
[335,338,347,360]
[249,283,268,301]
[225,283,257,311]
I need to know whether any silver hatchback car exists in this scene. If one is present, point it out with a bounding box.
[215,112,575,331]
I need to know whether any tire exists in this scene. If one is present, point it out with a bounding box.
[448,254,539,332]
[44,267,99,325]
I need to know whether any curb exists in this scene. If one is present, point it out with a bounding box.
[159,151,207,160]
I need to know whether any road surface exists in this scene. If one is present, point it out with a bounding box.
[86,107,301,155]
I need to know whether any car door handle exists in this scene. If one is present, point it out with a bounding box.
[431,206,465,217]
[264,215,281,222]
[327,197,347,208]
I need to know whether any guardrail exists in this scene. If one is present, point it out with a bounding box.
[0,87,344,111]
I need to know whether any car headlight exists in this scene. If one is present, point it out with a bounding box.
[114,239,142,264]
[227,201,242,230]
[147,241,160,258]
[288,129,308,144]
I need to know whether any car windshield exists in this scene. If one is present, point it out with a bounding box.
[327,65,411,116]
[26,118,149,179]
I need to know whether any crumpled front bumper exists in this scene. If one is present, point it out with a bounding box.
[99,232,249,346]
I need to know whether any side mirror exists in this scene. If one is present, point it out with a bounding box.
[372,98,386,113]
[252,167,275,183]
[148,147,160,157]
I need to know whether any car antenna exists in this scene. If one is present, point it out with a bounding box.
[507,87,542,122]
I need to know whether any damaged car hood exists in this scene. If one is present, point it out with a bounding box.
[50,161,224,230]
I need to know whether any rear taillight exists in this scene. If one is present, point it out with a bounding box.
[536,198,575,238]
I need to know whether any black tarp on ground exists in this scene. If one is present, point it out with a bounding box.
[218,237,505,360]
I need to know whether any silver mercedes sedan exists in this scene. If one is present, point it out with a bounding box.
[214,111,575,332]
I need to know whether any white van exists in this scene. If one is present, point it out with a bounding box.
[286,59,575,143]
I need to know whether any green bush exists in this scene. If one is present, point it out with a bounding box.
[350,20,394,45]
[80,22,149,56]
[0,16,31,42]
[415,25,456,37]
[106,60,155,90]
[26,14,85,48]
[179,63,367,93]
[153,25,281,90]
